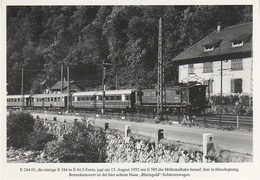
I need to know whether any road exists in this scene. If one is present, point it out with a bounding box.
[31,113,253,155]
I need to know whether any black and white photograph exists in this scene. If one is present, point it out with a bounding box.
[1,0,260,179]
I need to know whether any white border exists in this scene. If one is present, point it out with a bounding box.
[1,0,260,179]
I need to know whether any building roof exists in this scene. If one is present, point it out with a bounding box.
[51,81,74,90]
[172,22,252,65]
[39,80,57,89]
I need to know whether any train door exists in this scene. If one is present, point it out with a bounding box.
[181,88,189,103]
[93,95,97,109]
[64,96,67,108]
[130,91,136,109]
[30,97,34,107]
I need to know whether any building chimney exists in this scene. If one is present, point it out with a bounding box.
[217,22,221,33]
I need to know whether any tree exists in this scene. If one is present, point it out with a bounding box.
[7,112,35,148]
[45,122,107,162]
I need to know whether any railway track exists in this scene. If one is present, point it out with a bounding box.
[13,108,253,130]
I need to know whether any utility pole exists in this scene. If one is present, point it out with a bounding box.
[21,66,24,108]
[116,74,118,90]
[102,60,112,115]
[102,64,106,115]
[220,60,223,127]
[157,17,165,120]
[67,65,70,111]
[61,64,64,93]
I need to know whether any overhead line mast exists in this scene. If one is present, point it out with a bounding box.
[157,17,166,119]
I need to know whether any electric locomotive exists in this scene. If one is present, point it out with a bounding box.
[136,83,207,113]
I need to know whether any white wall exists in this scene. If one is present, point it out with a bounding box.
[179,57,252,96]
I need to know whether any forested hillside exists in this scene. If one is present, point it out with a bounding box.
[7,5,252,95]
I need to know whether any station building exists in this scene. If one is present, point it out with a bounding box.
[172,22,253,97]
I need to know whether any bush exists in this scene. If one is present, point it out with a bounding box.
[210,94,251,106]
[7,111,35,148]
[44,122,107,163]
[26,121,56,151]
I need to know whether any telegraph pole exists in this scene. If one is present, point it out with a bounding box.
[61,64,64,93]
[102,60,112,115]
[21,66,24,108]
[67,65,70,111]
[220,60,223,126]
[102,64,106,115]
[157,17,165,120]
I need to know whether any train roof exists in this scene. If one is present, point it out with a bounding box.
[142,83,205,91]
[96,89,136,95]
[72,91,98,96]
[31,93,68,97]
[6,95,31,98]
[73,89,137,96]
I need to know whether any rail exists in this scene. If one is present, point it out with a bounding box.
[9,108,253,130]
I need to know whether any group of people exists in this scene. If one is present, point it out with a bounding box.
[181,114,195,127]
[105,134,204,163]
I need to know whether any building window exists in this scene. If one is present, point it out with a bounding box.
[203,62,213,73]
[203,80,213,93]
[232,41,243,47]
[231,33,251,48]
[231,59,243,71]
[204,46,214,52]
[231,79,242,93]
[188,64,194,74]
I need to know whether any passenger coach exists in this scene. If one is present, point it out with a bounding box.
[31,93,68,108]
[7,95,32,108]
[72,89,137,110]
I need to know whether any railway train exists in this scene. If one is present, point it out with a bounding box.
[6,83,208,113]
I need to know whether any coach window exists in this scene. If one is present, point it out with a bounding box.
[176,90,180,95]
[54,97,57,102]
[51,97,53,101]
[57,97,60,102]
[17,98,20,102]
[111,96,114,100]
